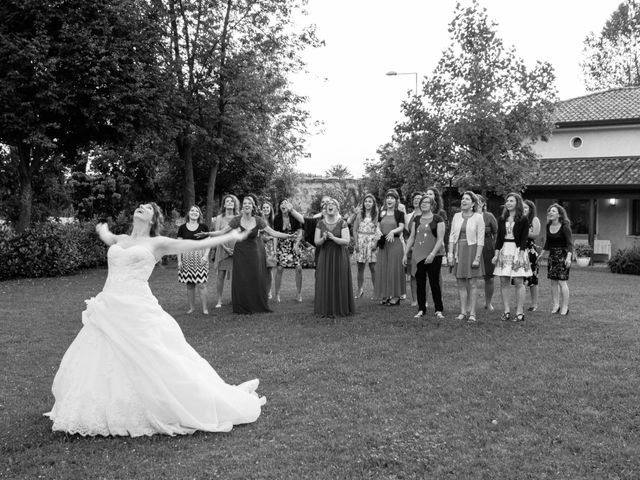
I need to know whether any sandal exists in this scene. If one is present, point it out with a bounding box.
[455,313,467,321]
[413,311,425,318]
[500,312,510,322]
[467,315,477,323]
[513,313,525,322]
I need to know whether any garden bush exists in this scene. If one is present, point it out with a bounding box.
[0,215,183,280]
[608,246,640,275]
[0,223,84,280]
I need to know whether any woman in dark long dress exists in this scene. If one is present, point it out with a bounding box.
[314,198,355,317]
[202,195,293,314]
[374,189,406,305]
[477,195,498,312]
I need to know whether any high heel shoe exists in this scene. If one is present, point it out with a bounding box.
[354,288,364,299]
[560,308,569,316]
[551,306,560,314]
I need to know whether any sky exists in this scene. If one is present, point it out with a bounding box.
[289,0,623,178]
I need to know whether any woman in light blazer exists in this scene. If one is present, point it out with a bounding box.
[448,191,485,322]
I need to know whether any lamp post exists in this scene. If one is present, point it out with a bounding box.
[385,71,418,95]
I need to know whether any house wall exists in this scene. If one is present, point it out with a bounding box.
[533,124,640,158]
[534,197,638,257]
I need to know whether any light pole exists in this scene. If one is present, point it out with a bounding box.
[385,71,418,95]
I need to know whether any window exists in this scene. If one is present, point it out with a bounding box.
[631,199,640,236]
[571,137,583,148]
[558,199,592,234]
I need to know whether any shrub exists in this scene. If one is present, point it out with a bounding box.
[0,212,184,280]
[0,223,83,280]
[608,246,640,275]
[575,243,593,258]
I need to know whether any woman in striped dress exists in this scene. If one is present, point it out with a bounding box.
[177,205,210,314]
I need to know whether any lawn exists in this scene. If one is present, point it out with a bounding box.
[1,262,639,479]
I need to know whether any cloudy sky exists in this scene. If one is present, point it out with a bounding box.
[290,0,623,177]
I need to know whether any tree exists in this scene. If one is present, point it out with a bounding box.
[325,163,352,179]
[386,0,557,196]
[582,0,640,91]
[157,0,319,223]
[0,0,167,231]
[362,143,406,201]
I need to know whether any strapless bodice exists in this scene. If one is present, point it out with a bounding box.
[103,244,156,293]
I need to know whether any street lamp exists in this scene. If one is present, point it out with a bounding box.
[386,71,418,95]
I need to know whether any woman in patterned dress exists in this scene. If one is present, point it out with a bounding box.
[541,204,573,315]
[274,200,304,303]
[492,193,532,322]
[177,205,210,314]
[522,200,541,311]
[352,193,378,299]
[260,201,277,299]
[212,195,239,308]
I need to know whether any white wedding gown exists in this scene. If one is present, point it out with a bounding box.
[45,244,265,436]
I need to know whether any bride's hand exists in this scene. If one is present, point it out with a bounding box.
[230,229,250,242]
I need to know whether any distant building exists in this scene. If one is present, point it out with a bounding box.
[528,86,640,259]
[289,176,364,214]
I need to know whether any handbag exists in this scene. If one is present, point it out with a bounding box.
[376,235,386,250]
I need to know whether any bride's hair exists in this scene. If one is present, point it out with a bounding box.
[149,202,164,237]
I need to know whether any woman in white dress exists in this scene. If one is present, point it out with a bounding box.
[45,203,265,437]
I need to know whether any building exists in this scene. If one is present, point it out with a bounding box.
[528,86,640,259]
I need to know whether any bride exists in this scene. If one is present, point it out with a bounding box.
[45,202,266,437]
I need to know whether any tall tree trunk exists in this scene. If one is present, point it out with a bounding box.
[205,0,233,228]
[16,144,33,233]
[176,131,195,212]
[205,160,218,227]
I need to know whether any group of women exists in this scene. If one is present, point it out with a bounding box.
[176,193,355,318]
[351,188,574,322]
[175,188,574,322]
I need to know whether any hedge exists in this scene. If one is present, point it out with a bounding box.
[608,246,640,276]
[0,217,179,281]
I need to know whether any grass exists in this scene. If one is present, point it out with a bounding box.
[1,262,639,479]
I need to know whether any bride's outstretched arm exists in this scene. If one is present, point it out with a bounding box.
[153,229,249,257]
[95,223,127,246]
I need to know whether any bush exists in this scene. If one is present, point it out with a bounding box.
[0,213,184,281]
[0,223,83,280]
[608,246,640,275]
[575,243,593,258]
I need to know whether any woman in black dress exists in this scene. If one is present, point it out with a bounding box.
[541,203,573,315]
[476,195,497,312]
[202,195,293,314]
[314,198,355,317]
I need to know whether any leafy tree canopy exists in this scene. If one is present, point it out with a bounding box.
[581,0,640,91]
[370,0,557,197]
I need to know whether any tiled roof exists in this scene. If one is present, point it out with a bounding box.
[531,157,640,186]
[555,87,640,124]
